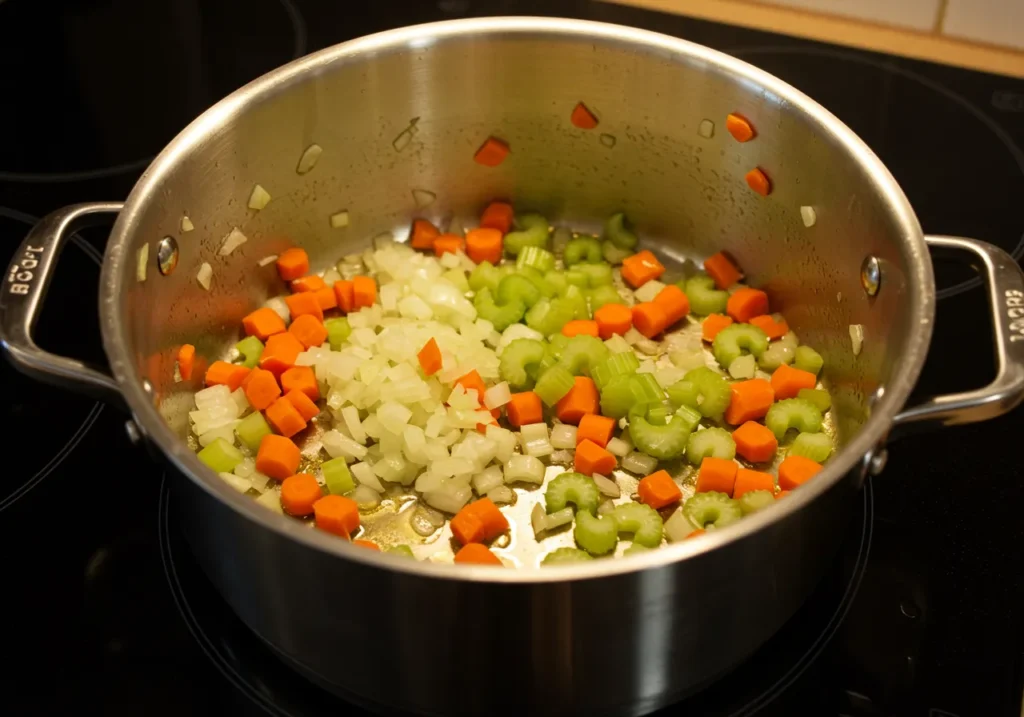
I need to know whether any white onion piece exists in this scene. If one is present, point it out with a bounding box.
[800,206,817,227]
[472,465,504,495]
[258,254,278,267]
[670,349,705,371]
[341,406,366,445]
[486,485,514,504]
[350,484,381,509]
[135,242,149,282]
[248,184,271,210]
[233,457,256,478]
[322,429,368,460]
[635,337,661,356]
[504,454,545,484]
[654,365,685,388]
[424,483,472,513]
[180,215,194,232]
[263,296,290,323]
[219,227,248,256]
[196,262,212,290]
[604,334,632,354]
[549,423,578,449]
[255,489,283,513]
[592,473,621,498]
[194,384,232,411]
[622,451,658,475]
[634,280,666,303]
[483,381,511,410]
[545,507,574,530]
[296,143,323,174]
[850,324,864,356]
[486,425,517,464]
[698,119,715,138]
[606,436,632,457]
[623,328,645,345]
[531,504,548,537]
[412,188,436,208]
[665,509,698,542]
[728,354,756,379]
[549,449,575,465]
[330,210,350,229]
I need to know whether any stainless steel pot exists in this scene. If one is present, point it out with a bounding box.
[3,17,1023,716]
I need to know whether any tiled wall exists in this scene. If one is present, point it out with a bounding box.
[757,0,940,32]
[944,0,1024,51]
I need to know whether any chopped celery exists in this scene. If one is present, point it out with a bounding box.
[644,403,673,425]
[542,547,594,564]
[675,404,702,433]
[545,472,601,514]
[794,345,824,375]
[198,437,244,473]
[497,273,542,308]
[713,323,769,368]
[546,333,571,358]
[765,398,823,440]
[686,427,736,464]
[683,274,729,316]
[587,284,626,311]
[603,212,638,249]
[443,268,470,293]
[758,341,796,371]
[558,335,611,377]
[468,261,504,293]
[684,491,742,529]
[666,379,700,409]
[504,213,549,255]
[499,338,546,389]
[577,262,614,287]
[612,502,664,547]
[628,402,692,459]
[602,239,632,265]
[474,287,526,332]
[324,317,351,351]
[535,365,575,405]
[236,411,272,452]
[517,266,558,298]
[600,373,665,419]
[235,336,265,368]
[798,388,831,413]
[623,542,652,556]
[789,432,833,462]
[525,298,576,337]
[544,270,568,295]
[683,367,732,421]
[564,237,603,265]
[516,245,556,273]
[592,351,640,390]
[322,456,355,494]
[386,544,416,558]
[574,510,619,555]
[566,269,589,288]
[561,284,591,319]
[739,490,775,515]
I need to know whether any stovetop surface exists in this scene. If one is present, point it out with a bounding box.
[1,1,1022,716]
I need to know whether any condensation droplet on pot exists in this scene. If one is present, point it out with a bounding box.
[599,133,616,148]
[157,236,178,276]
[860,256,881,296]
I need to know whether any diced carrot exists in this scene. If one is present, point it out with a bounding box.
[333,280,355,313]
[454,543,503,565]
[314,286,338,311]
[244,367,282,411]
[353,540,380,551]
[465,228,503,264]
[561,320,600,338]
[594,303,632,339]
[287,313,328,349]
[284,389,319,422]
[433,234,465,257]
[280,473,322,516]
[313,494,360,538]
[653,284,690,325]
[265,396,308,438]
[745,167,771,196]
[686,529,706,539]
[695,457,738,496]
[276,248,309,281]
[417,338,443,376]
[291,275,326,293]
[775,490,791,500]
[451,498,510,545]
[242,306,287,340]
[205,361,251,391]
[725,113,756,142]
[702,313,734,342]
[725,378,775,425]
[632,302,670,339]
[726,287,769,323]
[704,252,742,290]
[749,314,789,340]
[577,414,616,448]
[637,469,682,509]
[259,332,305,376]
[281,365,319,401]
[621,250,666,288]
[555,377,599,425]
[771,364,818,400]
[732,421,778,463]
[480,201,515,234]
[284,291,324,322]
[575,439,616,477]
[177,344,195,381]
[455,370,487,405]
[506,392,543,427]
[473,136,510,168]
[733,468,775,499]
[778,455,823,491]
[570,102,599,129]
[352,276,376,309]
[255,434,301,480]
[409,218,440,250]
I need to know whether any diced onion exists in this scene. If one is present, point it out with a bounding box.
[622,451,658,475]
[698,119,715,139]
[258,254,278,267]
[486,485,514,504]
[670,349,706,371]
[350,484,381,509]
[549,449,575,465]
[263,296,290,323]
[180,215,194,232]
[800,206,817,228]
[483,381,511,410]
[504,454,545,484]
[592,473,620,498]
[330,210,350,229]
[606,436,632,457]
[296,143,323,174]
[604,334,632,354]
[634,280,666,303]
[255,489,283,513]
[412,188,436,208]
[472,465,504,494]
[850,324,864,356]
[665,509,697,542]
[196,262,212,290]
[531,503,547,536]
[219,227,248,256]
[136,242,149,282]
[550,424,578,449]
[248,184,271,210]
[424,482,472,513]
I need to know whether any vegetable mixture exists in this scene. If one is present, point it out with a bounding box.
[186,203,833,567]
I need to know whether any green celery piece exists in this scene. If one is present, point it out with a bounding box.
[612,502,664,548]
[500,338,547,389]
[566,269,589,288]
[546,333,571,358]
[574,510,619,555]
[683,274,729,316]
[794,345,824,375]
[564,237,603,265]
[545,472,601,514]
[324,317,351,351]
[682,367,732,421]
[713,323,769,368]
[525,298,576,337]
[534,365,576,406]
[517,266,558,298]
[644,402,673,425]
[789,432,833,462]
[322,456,355,494]
[542,547,594,564]
[765,398,823,440]
[558,335,611,377]
[577,262,614,287]
[468,261,503,293]
[236,412,272,452]
[675,404,702,433]
[497,273,542,308]
[602,212,638,250]
[666,379,699,409]
[602,239,632,265]
[561,284,591,319]
[798,388,831,413]
[516,245,556,273]
[628,402,692,460]
[600,373,665,419]
[685,427,736,465]
[683,491,742,529]
[443,268,470,293]
[504,213,549,255]
[386,544,416,558]
[543,270,568,295]
[474,288,525,332]
[592,351,640,390]
[587,284,626,311]
[235,336,265,368]
[623,542,652,556]
[739,490,775,515]
[758,342,796,371]
[198,437,244,473]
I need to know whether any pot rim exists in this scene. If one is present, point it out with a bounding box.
[100,16,934,582]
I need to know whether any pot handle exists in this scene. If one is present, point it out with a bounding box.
[0,202,126,409]
[890,235,1024,435]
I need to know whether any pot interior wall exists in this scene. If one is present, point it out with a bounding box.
[114,24,921,450]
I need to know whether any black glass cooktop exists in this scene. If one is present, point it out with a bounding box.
[2,1,1022,716]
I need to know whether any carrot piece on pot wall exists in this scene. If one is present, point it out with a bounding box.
[353,540,380,551]
[745,167,772,196]
[465,228,503,264]
[409,219,440,250]
[726,287,769,323]
[473,136,510,167]
[479,201,514,234]
[570,102,599,129]
[725,113,756,142]
[177,344,195,381]
[703,252,742,290]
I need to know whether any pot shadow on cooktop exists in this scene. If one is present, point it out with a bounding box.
[158,475,874,716]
